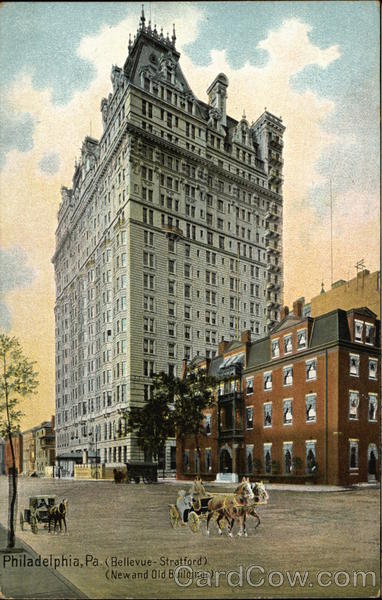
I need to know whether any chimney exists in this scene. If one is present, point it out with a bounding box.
[293,299,303,318]
[280,306,289,320]
[241,330,251,344]
[51,415,55,430]
[218,338,230,357]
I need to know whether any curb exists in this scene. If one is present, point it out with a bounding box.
[0,524,87,599]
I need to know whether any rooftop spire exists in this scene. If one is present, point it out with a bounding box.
[172,23,176,45]
[140,4,146,29]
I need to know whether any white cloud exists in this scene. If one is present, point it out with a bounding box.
[0,11,378,426]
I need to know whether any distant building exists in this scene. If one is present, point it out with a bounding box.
[0,438,5,475]
[310,269,380,320]
[35,418,56,476]
[177,301,380,486]
[5,433,23,475]
[22,427,38,475]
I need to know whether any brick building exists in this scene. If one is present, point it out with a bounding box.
[177,302,380,486]
[4,433,23,475]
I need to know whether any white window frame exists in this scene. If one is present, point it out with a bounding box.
[368,393,378,422]
[306,358,317,381]
[365,322,375,346]
[246,377,254,395]
[271,338,280,359]
[348,390,359,421]
[263,402,272,428]
[368,358,378,380]
[297,328,307,351]
[284,334,293,355]
[264,371,272,391]
[354,319,363,343]
[246,406,254,430]
[283,398,293,426]
[305,393,317,423]
[349,353,360,378]
[283,365,293,387]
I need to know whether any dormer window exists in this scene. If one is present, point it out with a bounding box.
[271,339,280,358]
[284,334,292,354]
[354,320,363,342]
[297,329,307,350]
[365,323,375,345]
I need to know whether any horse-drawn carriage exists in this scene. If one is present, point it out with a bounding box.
[113,462,158,484]
[169,478,269,536]
[20,495,68,534]
[169,489,212,533]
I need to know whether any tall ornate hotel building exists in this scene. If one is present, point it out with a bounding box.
[53,10,285,475]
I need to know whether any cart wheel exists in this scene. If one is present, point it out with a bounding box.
[188,511,200,534]
[19,512,24,531]
[169,505,179,529]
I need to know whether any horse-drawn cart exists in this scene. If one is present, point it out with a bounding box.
[169,491,214,533]
[169,480,269,535]
[20,495,57,534]
[126,462,158,483]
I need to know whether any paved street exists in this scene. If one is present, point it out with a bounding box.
[0,477,379,599]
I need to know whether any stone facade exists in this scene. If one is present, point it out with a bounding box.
[178,304,380,486]
[53,10,285,473]
[310,270,380,320]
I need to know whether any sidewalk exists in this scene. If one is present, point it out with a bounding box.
[0,525,86,599]
[160,478,380,492]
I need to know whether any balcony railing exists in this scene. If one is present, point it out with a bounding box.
[161,225,183,238]
[219,427,244,440]
[217,391,242,404]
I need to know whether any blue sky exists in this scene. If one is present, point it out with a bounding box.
[0,1,379,162]
[0,1,379,427]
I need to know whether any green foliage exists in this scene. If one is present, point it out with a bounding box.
[0,334,38,438]
[125,368,216,469]
[125,372,175,461]
[173,369,216,441]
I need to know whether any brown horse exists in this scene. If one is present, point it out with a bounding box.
[206,478,254,537]
[48,499,68,533]
[245,481,269,529]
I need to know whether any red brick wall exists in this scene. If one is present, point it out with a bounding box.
[5,434,23,474]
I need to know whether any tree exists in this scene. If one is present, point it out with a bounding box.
[0,335,38,549]
[173,369,216,474]
[125,372,175,475]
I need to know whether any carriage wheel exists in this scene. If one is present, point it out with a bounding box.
[188,512,200,534]
[19,512,24,531]
[169,505,179,529]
